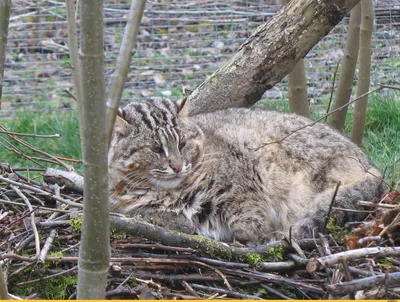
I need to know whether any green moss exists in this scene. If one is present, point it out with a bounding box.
[189,234,236,259]
[11,283,35,297]
[111,227,127,240]
[302,1,316,26]
[244,253,265,265]
[10,260,77,299]
[267,244,285,261]
[42,275,77,299]
[326,217,348,244]
[380,258,394,272]
[69,213,83,232]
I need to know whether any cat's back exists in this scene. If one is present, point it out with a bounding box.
[190,107,365,159]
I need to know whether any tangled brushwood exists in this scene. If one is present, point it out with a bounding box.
[0,135,400,299]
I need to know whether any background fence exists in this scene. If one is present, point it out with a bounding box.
[2,0,400,118]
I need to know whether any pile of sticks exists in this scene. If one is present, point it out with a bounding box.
[0,160,399,299]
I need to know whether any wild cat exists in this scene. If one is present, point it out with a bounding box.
[108,97,384,244]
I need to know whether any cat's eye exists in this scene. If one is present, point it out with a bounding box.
[179,140,187,149]
[152,147,164,154]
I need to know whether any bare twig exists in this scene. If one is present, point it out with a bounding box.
[254,85,385,150]
[257,260,297,272]
[0,125,74,171]
[260,284,294,300]
[16,266,78,286]
[37,229,58,265]
[0,199,72,213]
[327,271,400,295]
[189,283,262,300]
[182,280,201,298]
[117,243,194,253]
[220,268,325,294]
[309,247,400,271]
[10,185,41,260]
[324,61,341,122]
[323,182,341,234]
[0,129,60,138]
[43,168,84,194]
[358,201,397,209]
[0,175,83,208]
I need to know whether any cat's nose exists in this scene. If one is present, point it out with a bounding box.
[169,160,182,173]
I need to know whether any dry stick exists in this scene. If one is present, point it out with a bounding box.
[0,129,60,138]
[194,257,249,269]
[192,260,233,290]
[309,247,400,271]
[257,260,297,272]
[110,215,334,260]
[324,61,341,122]
[135,272,224,284]
[55,156,81,163]
[10,185,41,260]
[0,175,83,208]
[0,199,72,214]
[189,283,262,300]
[63,88,77,101]
[331,207,373,214]
[340,257,353,282]
[379,211,400,238]
[0,138,47,168]
[37,229,57,265]
[358,236,381,247]
[16,266,78,286]
[254,85,385,151]
[220,268,324,295]
[0,125,74,171]
[260,284,294,300]
[322,181,341,234]
[327,271,400,296]
[43,168,84,194]
[8,293,23,300]
[118,243,194,253]
[104,286,141,298]
[181,280,201,298]
[358,201,398,209]
[30,156,63,166]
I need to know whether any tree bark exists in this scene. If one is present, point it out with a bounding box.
[280,0,310,118]
[351,0,374,145]
[77,0,110,299]
[183,0,362,116]
[330,4,361,131]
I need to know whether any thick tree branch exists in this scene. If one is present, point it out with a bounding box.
[184,0,361,115]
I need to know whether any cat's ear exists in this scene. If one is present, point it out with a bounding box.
[176,86,192,118]
[115,108,129,131]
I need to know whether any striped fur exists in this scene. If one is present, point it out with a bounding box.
[109,97,384,244]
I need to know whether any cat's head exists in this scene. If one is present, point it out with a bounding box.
[109,97,204,193]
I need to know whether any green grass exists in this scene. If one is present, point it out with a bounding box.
[0,110,81,174]
[1,93,399,185]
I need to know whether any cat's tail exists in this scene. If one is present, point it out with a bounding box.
[291,168,386,239]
